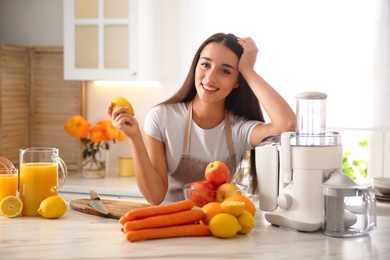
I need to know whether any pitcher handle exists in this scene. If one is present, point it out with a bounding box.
[55,157,68,190]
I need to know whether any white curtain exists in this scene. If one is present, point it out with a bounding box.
[201,0,389,131]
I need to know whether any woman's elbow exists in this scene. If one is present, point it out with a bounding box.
[284,118,296,132]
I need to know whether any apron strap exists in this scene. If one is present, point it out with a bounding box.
[182,102,193,156]
[224,110,235,156]
[182,101,234,157]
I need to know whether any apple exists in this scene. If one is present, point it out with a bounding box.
[205,160,230,187]
[189,180,217,207]
[216,183,242,202]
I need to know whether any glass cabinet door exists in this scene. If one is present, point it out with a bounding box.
[64,0,139,80]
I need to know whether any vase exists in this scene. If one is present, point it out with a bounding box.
[81,147,107,178]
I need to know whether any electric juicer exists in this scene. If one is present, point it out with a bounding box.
[255,91,376,235]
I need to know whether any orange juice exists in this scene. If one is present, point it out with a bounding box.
[20,162,58,216]
[0,174,18,202]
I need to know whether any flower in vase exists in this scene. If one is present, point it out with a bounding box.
[64,115,125,173]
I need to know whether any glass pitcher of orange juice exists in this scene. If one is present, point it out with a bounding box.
[0,168,18,203]
[19,147,67,216]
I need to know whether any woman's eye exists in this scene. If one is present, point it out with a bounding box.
[200,63,210,68]
[221,69,231,75]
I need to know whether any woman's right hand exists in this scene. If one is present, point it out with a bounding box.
[107,102,140,138]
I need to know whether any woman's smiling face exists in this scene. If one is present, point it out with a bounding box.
[195,42,240,104]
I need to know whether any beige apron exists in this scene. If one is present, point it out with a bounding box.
[164,102,237,202]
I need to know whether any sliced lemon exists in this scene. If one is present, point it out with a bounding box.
[111,97,135,115]
[37,195,67,219]
[0,196,23,218]
[220,201,245,217]
[209,213,242,238]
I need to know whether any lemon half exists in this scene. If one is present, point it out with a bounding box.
[0,196,23,218]
[220,201,245,217]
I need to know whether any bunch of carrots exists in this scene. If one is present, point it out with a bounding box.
[119,199,211,242]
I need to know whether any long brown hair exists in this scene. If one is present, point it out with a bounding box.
[161,33,265,123]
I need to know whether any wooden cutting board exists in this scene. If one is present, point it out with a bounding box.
[70,198,150,219]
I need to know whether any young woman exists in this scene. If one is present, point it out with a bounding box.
[108,33,296,205]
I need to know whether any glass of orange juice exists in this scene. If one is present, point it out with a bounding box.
[0,168,18,203]
[19,147,68,216]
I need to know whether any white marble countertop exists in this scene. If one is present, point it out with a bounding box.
[60,173,143,198]
[60,173,390,217]
[1,199,390,260]
[9,173,385,259]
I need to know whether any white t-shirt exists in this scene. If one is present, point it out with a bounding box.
[143,102,260,175]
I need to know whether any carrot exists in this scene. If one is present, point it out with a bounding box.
[124,199,194,222]
[123,209,205,232]
[119,215,128,226]
[126,224,211,242]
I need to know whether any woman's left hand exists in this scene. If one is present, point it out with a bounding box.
[237,37,258,73]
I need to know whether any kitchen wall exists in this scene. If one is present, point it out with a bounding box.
[0,0,215,174]
[0,0,278,174]
[1,0,389,177]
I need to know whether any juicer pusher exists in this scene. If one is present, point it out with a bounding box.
[255,92,343,232]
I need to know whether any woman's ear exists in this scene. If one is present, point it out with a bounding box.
[234,82,239,88]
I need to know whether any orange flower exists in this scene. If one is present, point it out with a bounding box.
[117,131,126,141]
[64,115,124,146]
[64,115,91,139]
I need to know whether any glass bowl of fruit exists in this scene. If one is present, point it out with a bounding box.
[183,181,246,207]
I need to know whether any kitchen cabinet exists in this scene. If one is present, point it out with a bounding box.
[0,44,30,163]
[0,44,84,170]
[29,47,85,171]
[63,0,158,80]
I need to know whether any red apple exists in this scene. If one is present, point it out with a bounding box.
[189,180,217,207]
[204,160,230,187]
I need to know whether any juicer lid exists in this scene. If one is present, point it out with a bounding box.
[321,170,372,191]
[295,91,327,100]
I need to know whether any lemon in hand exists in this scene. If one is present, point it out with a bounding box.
[209,213,242,238]
[111,97,134,115]
[0,196,23,218]
[37,195,67,219]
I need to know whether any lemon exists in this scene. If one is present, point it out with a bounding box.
[220,201,245,217]
[0,196,23,218]
[111,97,134,115]
[209,213,242,238]
[236,209,255,234]
[37,195,67,219]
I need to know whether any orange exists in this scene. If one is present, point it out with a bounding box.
[200,202,223,225]
[224,195,256,217]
